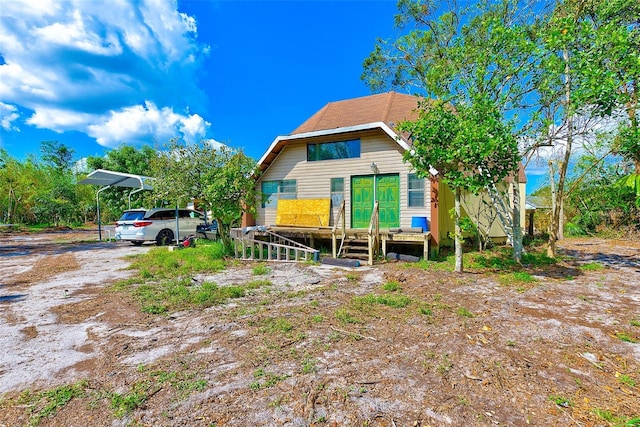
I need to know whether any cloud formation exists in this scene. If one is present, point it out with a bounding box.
[0,0,210,148]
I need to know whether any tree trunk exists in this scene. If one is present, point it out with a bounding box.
[548,46,573,258]
[512,175,523,262]
[454,186,463,273]
[547,160,557,257]
[217,219,230,249]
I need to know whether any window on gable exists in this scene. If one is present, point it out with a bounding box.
[307,139,360,161]
[408,174,425,208]
[261,180,297,208]
[330,177,344,206]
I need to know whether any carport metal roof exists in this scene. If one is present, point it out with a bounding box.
[79,169,155,241]
[79,169,154,190]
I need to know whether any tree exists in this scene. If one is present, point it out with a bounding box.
[203,147,259,247]
[40,140,74,171]
[363,0,534,263]
[532,0,639,255]
[152,140,259,247]
[399,96,519,272]
[86,145,158,221]
[34,141,80,226]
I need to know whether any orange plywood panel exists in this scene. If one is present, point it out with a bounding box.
[276,199,331,227]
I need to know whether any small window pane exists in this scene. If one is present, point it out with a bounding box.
[331,177,344,206]
[331,177,344,192]
[279,180,297,194]
[408,174,425,208]
[261,181,279,208]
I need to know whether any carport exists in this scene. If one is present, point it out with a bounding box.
[79,169,155,241]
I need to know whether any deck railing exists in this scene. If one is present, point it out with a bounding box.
[231,228,319,262]
[367,201,380,265]
[331,200,346,258]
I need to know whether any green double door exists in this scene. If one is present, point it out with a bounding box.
[351,174,399,229]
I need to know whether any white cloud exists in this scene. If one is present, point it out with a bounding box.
[0,103,20,131]
[87,102,209,148]
[0,0,211,147]
[180,114,210,142]
[204,139,225,151]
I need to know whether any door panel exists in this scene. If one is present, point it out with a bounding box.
[351,174,399,229]
[351,176,374,228]
[377,174,399,228]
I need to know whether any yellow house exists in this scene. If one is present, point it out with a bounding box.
[242,92,526,261]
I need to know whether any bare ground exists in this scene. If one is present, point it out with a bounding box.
[0,229,638,427]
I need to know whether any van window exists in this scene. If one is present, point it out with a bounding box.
[119,211,146,221]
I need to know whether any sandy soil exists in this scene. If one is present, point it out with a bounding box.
[0,229,638,427]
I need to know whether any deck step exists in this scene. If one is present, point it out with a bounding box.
[341,253,369,260]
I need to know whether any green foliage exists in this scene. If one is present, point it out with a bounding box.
[593,409,640,426]
[108,382,150,418]
[260,317,293,334]
[301,356,318,374]
[364,0,640,255]
[152,139,259,248]
[252,264,271,275]
[563,154,639,234]
[617,374,636,388]
[400,97,519,195]
[111,241,267,313]
[1,143,97,226]
[579,262,604,272]
[40,141,74,171]
[382,281,400,291]
[249,370,290,390]
[18,381,88,426]
[616,332,639,344]
[548,394,572,407]
[334,308,363,324]
[498,271,536,287]
[455,307,474,318]
[86,145,158,221]
[352,293,412,309]
[616,173,640,208]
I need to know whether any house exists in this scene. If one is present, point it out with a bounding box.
[239,91,526,263]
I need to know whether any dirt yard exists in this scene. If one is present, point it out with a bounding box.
[0,229,638,427]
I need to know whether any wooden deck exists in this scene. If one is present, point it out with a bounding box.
[231,225,432,264]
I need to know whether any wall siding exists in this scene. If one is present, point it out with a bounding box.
[256,130,431,229]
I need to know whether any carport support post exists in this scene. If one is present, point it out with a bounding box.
[175,204,180,245]
[96,185,111,242]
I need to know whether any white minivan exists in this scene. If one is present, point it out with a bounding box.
[115,208,205,246]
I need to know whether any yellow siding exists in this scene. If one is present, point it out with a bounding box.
[255,130,431,229]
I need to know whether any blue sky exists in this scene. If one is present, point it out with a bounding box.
[0,0,400,160]
[0,0,549,191]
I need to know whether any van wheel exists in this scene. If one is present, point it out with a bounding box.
[156,229,174,246]
[131,241,144,246]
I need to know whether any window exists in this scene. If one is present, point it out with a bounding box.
[261,180,297,208]
[408,174,425,208]
[307,139,360,161]
[330,177,344,206]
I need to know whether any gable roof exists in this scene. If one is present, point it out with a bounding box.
[258,92,418,171]
[291,91,419,135]
[257,91,527,184]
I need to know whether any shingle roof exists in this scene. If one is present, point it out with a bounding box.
[291,91,419,135]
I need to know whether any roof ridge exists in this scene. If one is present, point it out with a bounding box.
[314,101,331,127]
[382,91,394,123]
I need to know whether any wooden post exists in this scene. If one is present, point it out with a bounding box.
[381,234,387,258]
[423,234,429,261]
[332,230,337,258]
